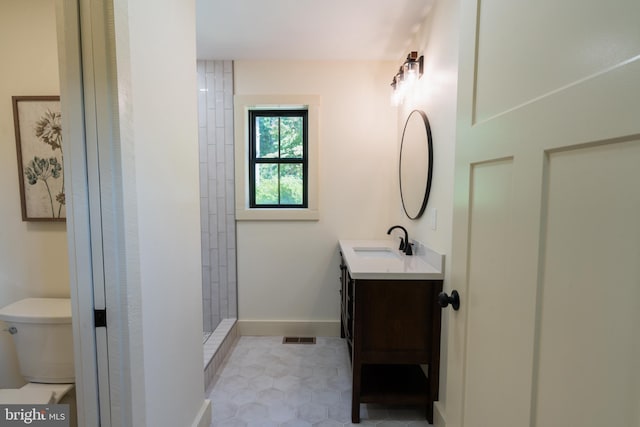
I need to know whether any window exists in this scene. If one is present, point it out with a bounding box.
[234,94,319,221]
[249,110,308,208]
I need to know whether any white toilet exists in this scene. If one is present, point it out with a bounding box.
[0,298,76,417]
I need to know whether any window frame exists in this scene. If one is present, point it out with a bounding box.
[234,94,320,221]
[248,109,309,209]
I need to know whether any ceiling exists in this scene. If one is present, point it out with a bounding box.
[195,0,434,61]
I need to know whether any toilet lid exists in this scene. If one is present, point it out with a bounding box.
[0,383,74,404]
[0,388,55,404]
[0,298,71,324]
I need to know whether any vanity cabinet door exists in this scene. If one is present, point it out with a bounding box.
[356,280,439,363]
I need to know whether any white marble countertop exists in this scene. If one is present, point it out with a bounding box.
[338,239,444,280]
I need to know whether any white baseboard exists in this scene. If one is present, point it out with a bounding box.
[434,401,446,427]
[190,399,211,427]
[237,320,340,337]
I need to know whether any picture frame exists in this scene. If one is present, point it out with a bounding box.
[12,96,66,222]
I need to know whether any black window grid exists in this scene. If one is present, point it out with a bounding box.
[248,109,309,208]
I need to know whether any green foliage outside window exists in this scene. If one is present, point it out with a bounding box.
[255,164,303,205]
[256,116,303,158]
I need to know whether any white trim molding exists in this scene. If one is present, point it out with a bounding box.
[434,401,446,427]
[190,400,212,427]
[237,320,340,337]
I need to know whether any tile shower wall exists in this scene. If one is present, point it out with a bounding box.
[197,60,237,332]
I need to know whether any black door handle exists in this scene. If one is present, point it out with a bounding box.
[438,290,460,311]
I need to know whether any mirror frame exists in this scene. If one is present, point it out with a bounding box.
[399,109,433,220]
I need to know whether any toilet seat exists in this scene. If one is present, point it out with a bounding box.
[0,383,74,404]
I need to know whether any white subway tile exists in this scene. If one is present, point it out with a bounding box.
[226,218,236,247]
[224,109,234,138]
[210,249,220,269]
[197,58,236,333]
[198,91,207,125]
[201,269,211,299]
[208,172,219,198]
[201,245,210,267]
[205,72,215,106]
[215,102,224,127]
[206,109,217,143]
[214,61,224,88]
[197,60,206,75]
[208,227,219,249]
[207,189,217,211]
[200,202,209,233]
[216,199,226,228]
[216,167,225,194]
[198,127,208,160]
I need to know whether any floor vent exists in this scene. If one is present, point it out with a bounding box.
[282,336,316,344]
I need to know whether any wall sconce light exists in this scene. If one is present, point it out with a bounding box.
[391,51,424,105]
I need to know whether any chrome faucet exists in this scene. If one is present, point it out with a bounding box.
[386,225,413,255]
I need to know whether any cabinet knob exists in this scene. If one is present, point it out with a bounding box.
[438,290,460,311]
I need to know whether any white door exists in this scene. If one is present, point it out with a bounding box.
[442,1,640,426]
[57,0,117,425]
[56,1,104,426]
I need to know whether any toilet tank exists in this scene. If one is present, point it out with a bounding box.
[0,298,74,383]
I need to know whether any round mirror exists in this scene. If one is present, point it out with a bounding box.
[399,110,433,220]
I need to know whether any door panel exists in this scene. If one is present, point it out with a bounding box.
[534,140,640,427]
[474,0,640,122]
[464,159,533,427]
[445,0,640,426]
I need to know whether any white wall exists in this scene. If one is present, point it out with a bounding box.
[391,0,460,414]
[112,0,208,425]
[0,0,69,388]
[393,0,459,266]
[234,61,398,332]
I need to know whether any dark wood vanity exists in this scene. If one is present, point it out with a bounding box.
[340,251,443,424]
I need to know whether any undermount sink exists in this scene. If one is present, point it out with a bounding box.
[352,247,401,259]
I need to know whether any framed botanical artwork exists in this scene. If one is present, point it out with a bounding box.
[12,96,66,222]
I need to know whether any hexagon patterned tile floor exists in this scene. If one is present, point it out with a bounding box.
[207,336,432,427]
